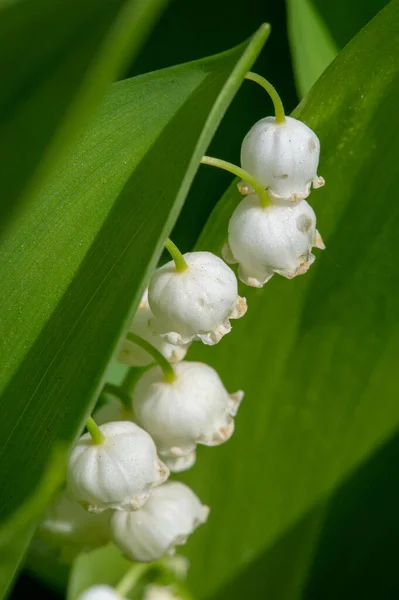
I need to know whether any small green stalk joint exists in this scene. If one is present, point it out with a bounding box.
[126,332,176,383]
[86,416,105,445]
[200,156,271,208]
[245,71,285,124]
[165,238,188,272]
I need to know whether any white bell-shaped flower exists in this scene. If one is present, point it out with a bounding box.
[77,586,122,600]
[67,421,169,513]
[148,251,247,346]
[39,491,110,551]
[223,195,325,288]
[111,481,209,562]
[240,116,324,204]
[133,361,243,472]
[118,290,189,367]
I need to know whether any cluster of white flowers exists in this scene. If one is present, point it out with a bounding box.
[223,113,325,286]
[42,74,325,600]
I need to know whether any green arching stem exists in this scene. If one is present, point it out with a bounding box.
[115,562,154,597]
[245,71,285,124]
[86,416,105,445]
[102,382,132,410]
[165,238,187,272]
[200,156,271,208]
[120,366,147,396]
[127,332,176,383]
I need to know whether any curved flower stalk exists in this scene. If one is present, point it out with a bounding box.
[118,289,189,367]
[240,72,324,204]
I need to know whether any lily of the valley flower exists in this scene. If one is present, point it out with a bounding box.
[39,491,110,551]
[133,361,243,472]
[77,586,123,600]
[240,116,324,204]
[223,195,325,288]
[148,251,247,346]
[67,421,169,513]
[118,290,189,367]
[111,482,209,562]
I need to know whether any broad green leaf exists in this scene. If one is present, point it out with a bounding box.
[287,0,390,96]
[0,23,270,581]
[286,0,337,96]
[0,446,66,597]
[0,0,167,232]
[171,3,399,598]
[313,0,390,48]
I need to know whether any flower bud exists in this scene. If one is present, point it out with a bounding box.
[67,421,169,513]
[223,195,324,287]
[38,491,110,551]
[240,116,324,204]
[148,251,247,346]
[118,290,189,367]
[133,362,243,472]
[77,586,122,600]
[111,481,209,562]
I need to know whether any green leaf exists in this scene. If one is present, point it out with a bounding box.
[0,0,167,232]
[286,0,338,96]
[313,0,390,48]
[0,446,67,597]
[0,22,270,579]
[286,0,389,96]
[174,3,399,598]
[68,545,131,600]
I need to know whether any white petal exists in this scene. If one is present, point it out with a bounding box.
[148,252,245,346]
[161,450,197,473]
[39,491,110,550]
[111,482,209,562]
[133,362,243,465]
[227,195,323,287]
[77,585,122,600]
[241,116,323,204]
[67,421,169,512]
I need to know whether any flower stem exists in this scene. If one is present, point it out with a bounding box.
[165,238,187,272]
[121,366,147,396]
[115,563,153,597]
[126,332,176,383]
[102,382,132,409]
[200,156,271,208]
[86,417,105,445]
[245,71,285,124]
